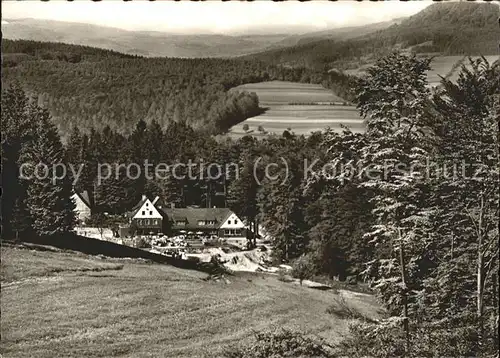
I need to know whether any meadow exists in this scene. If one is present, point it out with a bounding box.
[1,245,381,358]
[228,55,498,139]
[345,55,499,87]
[445,55,499,83]
[229,81,364,138]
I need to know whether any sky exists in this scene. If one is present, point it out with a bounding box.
[2,1,432,34]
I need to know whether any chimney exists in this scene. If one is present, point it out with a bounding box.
[152,196,160,205]
[170,203,175,209]
[141,194,147,201]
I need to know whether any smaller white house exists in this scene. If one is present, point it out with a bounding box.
[219,212,247,246]
[128,195,164,235]
[72,191,92,223]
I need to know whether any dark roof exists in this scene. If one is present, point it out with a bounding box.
[75,190,93,208]
[129,197,147,217]
[162,207,233,230]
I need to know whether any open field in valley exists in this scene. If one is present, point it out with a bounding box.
[229,81,364,138]
[445,55,499,83]
[425,55,464,86]
[425,55,498,86]
[228,55,498,139]
[345,55,499,87]
[1,245,381,358]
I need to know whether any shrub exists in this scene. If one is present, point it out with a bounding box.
[291,254,315,285]
[345,275,357,285]
[325,294,374,322]
[277,268,294,283]
[223,329,332,358]
[186,256,201,263]
[332,314,494,357]
[135,237,149,249]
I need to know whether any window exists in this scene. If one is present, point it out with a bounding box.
[149,211,153,215]
[228,220,231,225]
[142,211,145,215]
[146,202,149,206]
[234,229,241,236]
[198,220,205,226]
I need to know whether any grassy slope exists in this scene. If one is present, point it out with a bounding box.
[1,246,381,358]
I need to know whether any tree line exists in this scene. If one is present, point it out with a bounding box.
[2,85,75,239]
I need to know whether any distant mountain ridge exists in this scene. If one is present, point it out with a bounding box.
[1,18,275,58]
[2,17,403,58]
[266,18,405,49]
[246,2,500,69]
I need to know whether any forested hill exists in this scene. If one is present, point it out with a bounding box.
[247,2,500,69]
[1,40,267,135]
[2,39,358,136]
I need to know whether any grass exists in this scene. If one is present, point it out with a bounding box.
[1,245,382,358]
[228,81,364,138]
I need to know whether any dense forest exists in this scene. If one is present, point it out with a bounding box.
[247,2,500,70]
[2,40,357,137]
[226,54,500,357]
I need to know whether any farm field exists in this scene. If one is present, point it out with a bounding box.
[1,245,381,358]
[446,55,499,83]
[229,81,364,138]
[425,55,464,86]
[344,55,499,87]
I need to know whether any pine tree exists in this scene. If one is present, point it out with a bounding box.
[10,196,32,241]
[227,147,259,241]
[1,84,32,239]
[19,104,75,236]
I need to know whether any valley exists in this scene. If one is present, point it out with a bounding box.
[2,1,499,357]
